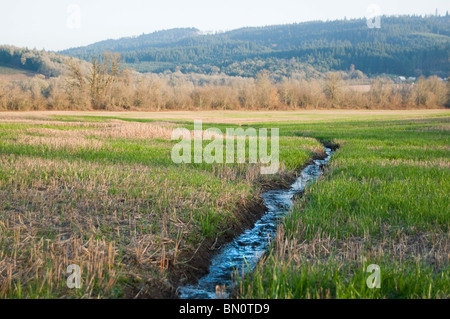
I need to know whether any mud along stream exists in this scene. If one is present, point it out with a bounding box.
[178,147,333,299]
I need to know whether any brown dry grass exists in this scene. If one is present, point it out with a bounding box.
[334,158,450,169]
[0,143,256,297]
[0,73,36,82]
[272,223,449,269]
[1,119,176,153]
[1,115,323,298]
[18,134,105,151]
[90,121,174,140]
[1,110,449,124]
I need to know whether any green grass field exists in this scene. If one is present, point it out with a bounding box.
[0,110,448,298]
[238,115,449,299]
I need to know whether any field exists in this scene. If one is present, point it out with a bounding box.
[0,109,448,299]
[0,64,37,82]
[239,112,450,298]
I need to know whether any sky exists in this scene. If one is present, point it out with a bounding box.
[0,0,448,51]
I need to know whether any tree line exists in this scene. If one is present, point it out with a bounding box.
[1,52,448,111]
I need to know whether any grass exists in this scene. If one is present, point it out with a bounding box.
[238,115,449,299]
[0,65,28,75]
[0,113,319,298]
[1,109,448,123]
[0,110,448,299]
[0,64,36,81]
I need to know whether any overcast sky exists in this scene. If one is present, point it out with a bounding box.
[0,0,448,51]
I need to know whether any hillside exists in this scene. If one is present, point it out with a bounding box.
[60,15,450,78]
[0,45,91,78]
[0,63,40,81]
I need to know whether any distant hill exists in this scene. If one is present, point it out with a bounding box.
[64,28,201,55]
[61,15,450,78]
[0,45,91,78]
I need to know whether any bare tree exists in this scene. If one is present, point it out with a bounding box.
[66,60,86,87]
[324,72,341,107]
[88,52,121,109]
[446,78,450,108]
[65,59,91,108]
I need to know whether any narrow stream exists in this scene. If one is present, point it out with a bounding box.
[179,147,333,299]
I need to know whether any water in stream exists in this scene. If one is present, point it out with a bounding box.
[179,147,333,299]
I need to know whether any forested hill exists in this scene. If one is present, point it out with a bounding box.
[0,45,91,77]
[61,15,450,78]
